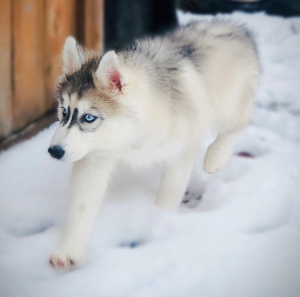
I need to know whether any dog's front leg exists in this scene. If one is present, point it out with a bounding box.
[50,154,115,269]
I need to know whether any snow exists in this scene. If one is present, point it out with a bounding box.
[1,11,300,297]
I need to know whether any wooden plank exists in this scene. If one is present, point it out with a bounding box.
[0,111,57,152]
[45,0,77,111]
[84,0,104,52]
[0,0,13,140]
[13,0,46,131]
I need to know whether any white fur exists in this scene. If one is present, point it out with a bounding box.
[49,23,259,269]
[62,36,85,73]
[95,50,127,91]
[50,153,115,268]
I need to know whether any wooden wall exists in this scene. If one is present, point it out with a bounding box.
[0,0,104,143]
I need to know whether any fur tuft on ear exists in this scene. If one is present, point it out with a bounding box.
[95,51,126,93]
[62,36,85,73]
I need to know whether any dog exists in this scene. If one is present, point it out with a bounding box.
[48,19,259,269]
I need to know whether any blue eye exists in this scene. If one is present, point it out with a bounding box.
[84,114,96,123]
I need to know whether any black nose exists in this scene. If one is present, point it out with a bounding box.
[48,146,65,160]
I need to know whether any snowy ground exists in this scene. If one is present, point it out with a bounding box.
[1,11,300,297]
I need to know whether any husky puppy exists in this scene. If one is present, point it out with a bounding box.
[48,19,259,269]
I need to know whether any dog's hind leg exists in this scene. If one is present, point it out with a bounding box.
[156,150,197,211]
[183,163,205,206]
[203,132,238,174]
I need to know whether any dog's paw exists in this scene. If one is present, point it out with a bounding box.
[203,150,228,174]
[49,248,83,270]
[203,159,221,174]
[182,190,202,208]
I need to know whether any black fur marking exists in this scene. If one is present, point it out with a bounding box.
[68,108,78,128]
[57,58,101,100]
[79,115,86,124]
[124,42,138,52]
[167,67,178,72]
[62,106,71,126]
[179,44,196,59]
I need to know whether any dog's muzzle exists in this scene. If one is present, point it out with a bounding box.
[48,146,65,160]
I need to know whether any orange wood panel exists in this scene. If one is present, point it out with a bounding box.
[13,0,46,131]
[45,0,77,110]
[84,0,104,52]
[0,0,13,139]
[1,0,104,141]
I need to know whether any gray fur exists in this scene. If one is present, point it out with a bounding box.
[57,58,100,101]
[57,18,257,107]
[119,17,257,102]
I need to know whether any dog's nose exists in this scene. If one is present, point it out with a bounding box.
[48,146,65,160]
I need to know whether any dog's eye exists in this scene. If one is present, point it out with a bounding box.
[84,114,96,123]
[62,108,67,118]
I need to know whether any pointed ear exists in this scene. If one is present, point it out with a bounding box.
[95,51,126,93]
[62,36,85,73]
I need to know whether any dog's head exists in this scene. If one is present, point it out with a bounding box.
[48,37,140,162]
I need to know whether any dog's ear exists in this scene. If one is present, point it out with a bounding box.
[95,51,127,93]
[62,36,85,73]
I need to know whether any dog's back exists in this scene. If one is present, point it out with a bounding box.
[117,19,259,166]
